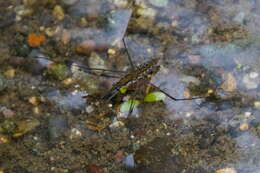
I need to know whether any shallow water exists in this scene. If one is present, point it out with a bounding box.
[0,0,260,173]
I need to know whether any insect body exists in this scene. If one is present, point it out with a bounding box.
[102,58,160,100]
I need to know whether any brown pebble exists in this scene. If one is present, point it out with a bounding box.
[0,134,9,144]
[33,106,40,114]
[115,151,124,163]
[221,73,237,92]
[61,29,71,45]
[76,40,108,54]
[76,40,96,54]
[62,78,74,85]
[88,165,104,173]
[29,96,38,105]
[4,69,15,78]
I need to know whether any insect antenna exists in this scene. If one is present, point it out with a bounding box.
[152,84,204,101]
[65,60,127,78]
[123,38,136,70]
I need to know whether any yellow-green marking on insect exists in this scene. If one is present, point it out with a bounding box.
[120,99,140,113]
[119,86,128,94]
[144,91,166,102]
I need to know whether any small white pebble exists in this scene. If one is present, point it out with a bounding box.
[109,120,124,128]
[71,128,82,136]
[108,104,113,108]
[166,132,171,136]
[244,112,251,117]
[146,48,152,53]
[71,90,78,95]
[86,105,94,113]
[107,48,116,55]
[185,112,192,117]
[39,26,45,31]
[15,16,22,21]
[249,72,258,79]
[130,135,135,139]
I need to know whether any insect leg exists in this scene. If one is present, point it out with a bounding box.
[151,84,205,101]
[123,38,136,71]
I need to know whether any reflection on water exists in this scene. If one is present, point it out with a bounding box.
[0,0,260,172]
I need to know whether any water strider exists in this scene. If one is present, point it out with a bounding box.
[80,39,205,131]
[101,38,204,102]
